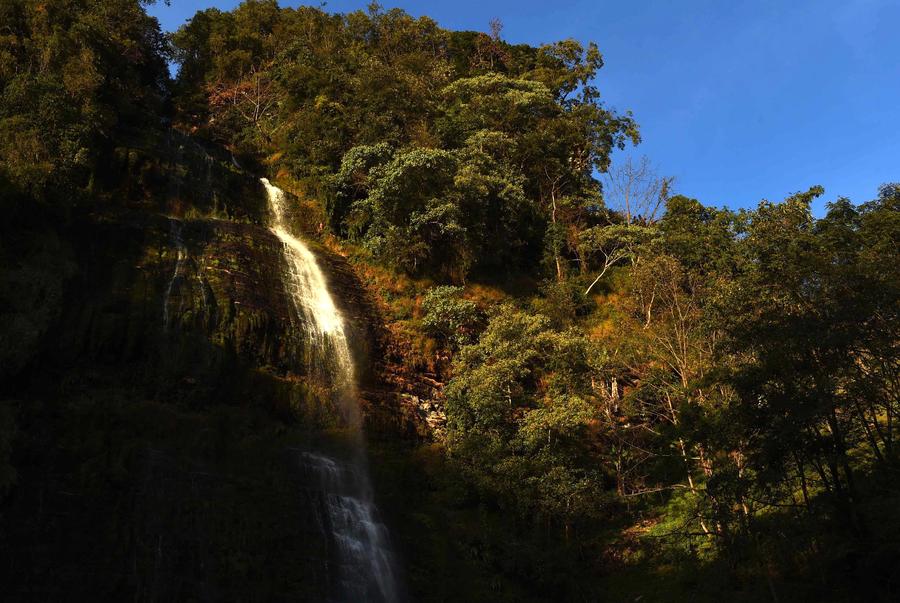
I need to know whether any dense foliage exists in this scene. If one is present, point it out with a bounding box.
[170,0,638,280]
[0,0,169,204]
[433,184,898,599]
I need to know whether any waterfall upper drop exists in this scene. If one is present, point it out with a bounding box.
[262,177,358,426]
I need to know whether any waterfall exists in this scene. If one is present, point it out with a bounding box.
[298,452,400,603]
[163,219,188,329]
[262,178,358,426]
[163,219,209,330]
[261,178,400,602]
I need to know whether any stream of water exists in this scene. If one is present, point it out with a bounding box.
[163,220,188,329]
[261,178,400,602]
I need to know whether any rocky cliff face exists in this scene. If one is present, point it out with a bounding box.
[37,198,399,425]
[57,210,310,414]
[0,153,428,600]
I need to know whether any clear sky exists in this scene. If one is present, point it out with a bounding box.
[149,0,900,214]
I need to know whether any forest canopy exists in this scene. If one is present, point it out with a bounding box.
[0,0,169,203]
[168,0,639,280]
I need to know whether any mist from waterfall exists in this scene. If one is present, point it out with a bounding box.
[261,178,400,602]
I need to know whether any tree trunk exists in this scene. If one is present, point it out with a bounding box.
[551,191,563,281]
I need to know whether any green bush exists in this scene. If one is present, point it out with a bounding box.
[421,286,483,350]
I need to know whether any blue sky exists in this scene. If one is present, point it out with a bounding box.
[149,0,900,214]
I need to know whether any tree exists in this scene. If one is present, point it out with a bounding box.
[421,286,483,350]
[579,223,653,295]
[711,185,900,537]
[334,145,471,277]
[445,307,606,522]
[0,0,169,200]
[207,66,281,144]
[656,194,744,275]
[603,155,673,225]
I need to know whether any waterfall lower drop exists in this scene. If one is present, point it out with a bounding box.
[261,178,400,602]
[298,452,400,602]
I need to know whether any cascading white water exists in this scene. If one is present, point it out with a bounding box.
[298,452,399,603]
[261,178,400,602]
[262,178,358,426]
